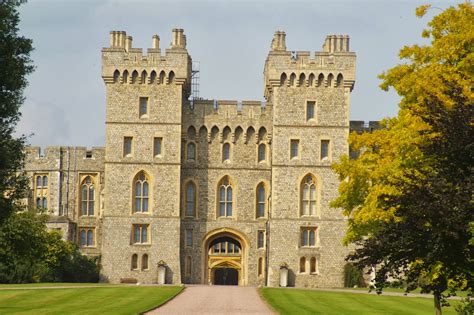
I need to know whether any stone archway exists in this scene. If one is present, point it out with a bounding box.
[202,228,248,285]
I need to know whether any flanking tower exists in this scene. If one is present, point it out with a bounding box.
[264,32,356,287]
[101,29,191,283]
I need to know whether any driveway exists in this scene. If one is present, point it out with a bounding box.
[147,285,275,315]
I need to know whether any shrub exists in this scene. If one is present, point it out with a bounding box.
[344,263,366,288]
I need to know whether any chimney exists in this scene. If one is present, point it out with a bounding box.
[152,34,160,49]
[125,36,132,52]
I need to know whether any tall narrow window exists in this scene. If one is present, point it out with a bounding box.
[153,137,162,157]
[79,228,95,247]
[256,183,266,218]
[36,176,42,187]
[142,254,149,270]
[185,182,196,217]
[258,257,263,276]
[307,101,315,121]
[134,172,149,213]
[258,144,266,162]
[222,143,231,162]
[80,230,86,246]
[187,142,196,160]
[290,139,299,159]
[124,137,133,157]
[131,254,138,270]
[80,176,95,216]
[42,176,48,186]
[139,97,148,118]
[185,229,193,247]
[257,230,265,249]
[87,230,94,246]
[310,257,317,274]
[218,176,233,217]
[301,174,317,216]
[42,198,47,209]
[300,257,306,273]
[132,224,149,244]
[321,140,330,160]
[301,227,317,247]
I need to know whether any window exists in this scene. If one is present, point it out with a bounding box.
[139,97,148,118]
[300,257,306,273]
[133,172,149,213]
[185,229,193,247]
[133,224,149,244]
[85,150,93,159]
[187,142,196,160]
[321,140,330,160]
[131,254,138,270]
[153,137,162,157]
[185,256,192,276]
[301,227,317,247]
[185,181,196,217]
[123,137,133,157]
[256,183,266,218]
[142,254,149,270]
[307,101,315,121]
[290,139,299,159]
[218,176,233,217]
[80,176,95,216]
[42,176,48,186]
[310,257,317,274]
[258,144,266,162]
[79,228,95,247]
[257,230,265,249]
[35,174,48,209]
[301,174,317,216]
[222,143,231,162]
[209,241,241,255]
[258,257,263,276]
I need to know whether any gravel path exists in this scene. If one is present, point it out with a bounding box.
[147,285,275,315]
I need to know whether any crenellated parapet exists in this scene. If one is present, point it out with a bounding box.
[101,29,192,94]
[263,31,356,100]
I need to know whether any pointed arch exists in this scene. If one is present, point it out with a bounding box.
[122,70,129,84]
[187,126,197,140]
[258,143,267,163]
[131,254,138,270]
[256,182,267,218]
[327,73,334,87]
[280,72,287,86]
[301,173,317,216]
[308,73,315,87]
[150,70,157,83]
[198,126,208,142]
[222,126,231,142]
[317,73,324,87]
[210,125,219,143]
[336,73,344,87]
[113,70,120,83]
[310,257,317,274]
[246,126,255,144]
[217,175,234,217]
[141,70,147,84]
[142,254,149,270]
[159,70,166,84]
[80,175,95,216]
[234,126,244,143]
[298,73,306,87]
[222,142,231,162]
[168,71,175,84]
[133,171,150,213]
[289,73,296,87]
[131,70,139,84]
[184,180,197,217]
[258,127,267,142]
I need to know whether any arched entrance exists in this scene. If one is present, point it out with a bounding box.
[203,228,248,285]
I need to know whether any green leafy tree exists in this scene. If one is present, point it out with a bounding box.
[0,0,34,223]
[332,3,473,314]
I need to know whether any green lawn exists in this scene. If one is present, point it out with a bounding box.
[0,282,112,288]
[0,285,183,314]
[260,288,459,315]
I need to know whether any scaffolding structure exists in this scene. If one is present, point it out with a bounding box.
[191,61,200,100]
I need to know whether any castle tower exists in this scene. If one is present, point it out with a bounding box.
[264,32,356,287]
[100,29,191,283]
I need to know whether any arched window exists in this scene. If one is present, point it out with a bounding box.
[42,197,47,209]
[308,73,315,87]
[298,73,305,87]
[150,70,157,83]
[301,174,317,216]
[42,176,48,186]
[142,254,149,270]
[141,70,147,84]
[310,257,317,274]
[36,197,41,208]
[168,71,175,84]
[36,176,42,187]
[80,230,86,246]
[300,257,306,273]
[218,176,233,217]
[258,257,263,276]
[222,143,231,162]
[289,73,296,87]
[131,254,138,270]
[185,181,196,217]
[87,230,94,246]
[113,70,120,83]
[317,73,324,87]
[337,73,344,87]
[187,142,196,160]
[258,144,266,162]
[131,70,138,84]
[280,73,287,86]
[134,172,149,213]
[256,183,266,218]
[159,71,165,84]
[123,70,129,84]
[327,73,334,87]
[80,176,95,216]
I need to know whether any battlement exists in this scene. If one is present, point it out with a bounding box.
[263,31,356,100]
[101,29,192,87]
[25,146,105,160]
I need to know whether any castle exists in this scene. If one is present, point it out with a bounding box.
[23,29,362,287]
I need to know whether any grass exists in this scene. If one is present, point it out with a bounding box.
[0,282,112,288]
[260,288,460,315]
[348,287,470,297]
[0,285,183,314]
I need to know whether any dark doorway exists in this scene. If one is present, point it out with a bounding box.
[214,268,238,285]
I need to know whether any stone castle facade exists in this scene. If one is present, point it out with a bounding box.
[23,29,365,287]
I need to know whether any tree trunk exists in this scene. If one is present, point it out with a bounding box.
[434,293,442,315]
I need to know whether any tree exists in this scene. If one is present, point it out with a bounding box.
[0,0,34,223]
[332,3,473,314]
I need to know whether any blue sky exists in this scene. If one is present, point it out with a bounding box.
[16,0,453,148]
